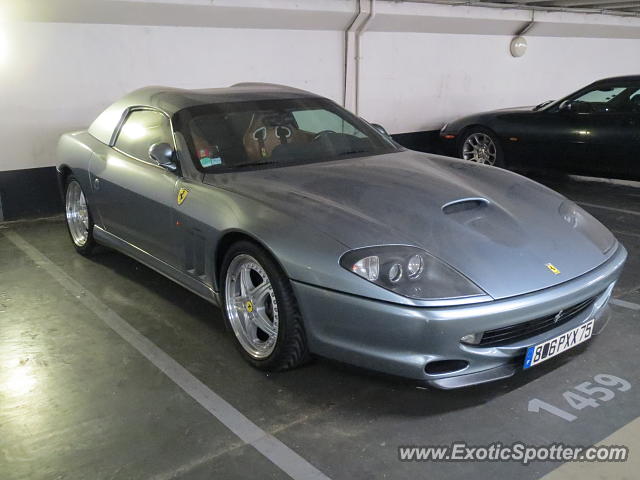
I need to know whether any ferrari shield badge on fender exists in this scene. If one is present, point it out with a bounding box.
[546,263,561,275]
[177,188,189,206]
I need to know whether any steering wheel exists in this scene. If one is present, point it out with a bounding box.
[312,130,337,142]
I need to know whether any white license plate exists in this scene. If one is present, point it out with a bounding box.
[523,319,594,369]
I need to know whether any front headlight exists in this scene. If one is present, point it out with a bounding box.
[558,201,616,254]
[340,246,485,300]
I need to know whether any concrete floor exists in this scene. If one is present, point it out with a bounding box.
[1,174,639,480]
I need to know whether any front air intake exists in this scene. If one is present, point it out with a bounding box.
[476,295,598,347]
[442,197,490,215]
[424,360,469,375]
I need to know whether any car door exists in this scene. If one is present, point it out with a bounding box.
[550,83,639,178]
[88,108,180,264]
[497,111,577,170]
[568,110,639,179]
[598,85,640,179]
[620,88,640,179]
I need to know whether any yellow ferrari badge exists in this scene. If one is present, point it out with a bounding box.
[546,263,560,275]
[246,300,254,313]
[177,188,189,205]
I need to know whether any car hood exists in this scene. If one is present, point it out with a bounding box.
[204,151,616,300]
[489,105,535,113]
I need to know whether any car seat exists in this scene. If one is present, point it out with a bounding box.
[242,112,311,162]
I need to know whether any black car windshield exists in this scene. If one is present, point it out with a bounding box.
[173,98,398,171]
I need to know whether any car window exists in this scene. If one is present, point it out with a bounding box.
[293,109,366,138]
[574,87,626,104]
[115,110,173,161]
[172,98,397,171]
[570,85,637,114]
[629,88,640,113]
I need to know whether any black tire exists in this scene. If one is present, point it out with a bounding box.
[458,127,505,168]
[220,240,310,371]
[64,175,97,256]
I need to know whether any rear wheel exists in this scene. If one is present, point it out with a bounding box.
[459,128,504,167]
[221,241,309,371]
[64,176,96,255]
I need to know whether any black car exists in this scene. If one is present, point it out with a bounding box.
[440,75,640,180]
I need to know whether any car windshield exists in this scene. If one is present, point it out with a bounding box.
[173,98,398,171]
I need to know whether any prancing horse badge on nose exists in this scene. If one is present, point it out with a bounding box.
[177,188,189,205]
[546,263,560,275]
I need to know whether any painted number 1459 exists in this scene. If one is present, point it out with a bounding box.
[528,374,631,422]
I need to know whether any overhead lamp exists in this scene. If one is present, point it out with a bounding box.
[510,36,527,58]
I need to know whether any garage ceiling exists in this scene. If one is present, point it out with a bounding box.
[409,0,640,16]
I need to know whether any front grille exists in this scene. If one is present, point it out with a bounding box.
[478,296,597,346]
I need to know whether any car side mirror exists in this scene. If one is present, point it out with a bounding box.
[559,100,574,113]
[371,123,390,137]
[559,100,591,114]
[149,143,178,172]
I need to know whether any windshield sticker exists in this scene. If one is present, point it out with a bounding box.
[200,156,222,167]
[198,146,222,168]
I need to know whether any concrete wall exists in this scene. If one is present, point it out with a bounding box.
[360,33,640,134]
[0,22,345,171]
[1,0,640,173]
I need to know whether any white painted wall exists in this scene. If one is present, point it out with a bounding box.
[0,22,344,171]
[359,33,640,133]
[1,0,640,171]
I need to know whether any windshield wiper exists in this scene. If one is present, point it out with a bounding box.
[337,149,369,156]
[234,161,278,168]
[234,149,371,168]
[533,100,554,111]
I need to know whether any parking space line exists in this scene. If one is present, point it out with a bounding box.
[540,416,640,480]
[578,202,640,217]
[610,229,640,240]
[611,299,640,311]
[3,230,331,480]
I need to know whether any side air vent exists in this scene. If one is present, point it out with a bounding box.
[442,197,490,215]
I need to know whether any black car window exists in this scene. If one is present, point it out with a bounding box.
[627,88,640,113]
[570,84,639,114]
[115,110,173,161]
[172,98,398,172]
[574,87,626,104]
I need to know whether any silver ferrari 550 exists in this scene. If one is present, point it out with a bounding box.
[57,83,626,389]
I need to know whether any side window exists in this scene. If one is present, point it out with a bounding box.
[115,110,173,161]
[571,86,628,113]
[293,109,366,138]
[574,87,625,104]
[629,87,640,113]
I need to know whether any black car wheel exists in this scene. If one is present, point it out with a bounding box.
[221,240,310,371]
[459,128,504,167]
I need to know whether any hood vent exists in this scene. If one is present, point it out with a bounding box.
[442,197,490,215]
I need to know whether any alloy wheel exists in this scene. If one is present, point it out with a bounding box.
[462,132,498,165]
[224,254,279,359]
[65,180,89,247]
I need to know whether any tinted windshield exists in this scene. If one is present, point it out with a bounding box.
[173,98,398,171]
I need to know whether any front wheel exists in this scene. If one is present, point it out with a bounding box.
[221,241,309,371]
[459,128,504,167]
[64,175,96,255]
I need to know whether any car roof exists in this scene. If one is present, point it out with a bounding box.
[591,75,640,85]
[125,83,319,112]
[88,83,320,145]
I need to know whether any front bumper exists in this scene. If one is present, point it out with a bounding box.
[292,244,626,389]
